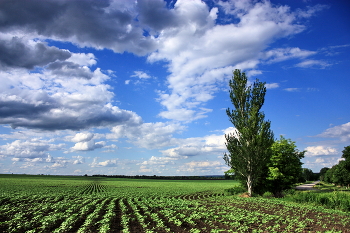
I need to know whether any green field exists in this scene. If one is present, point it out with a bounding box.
[0,174,349,232]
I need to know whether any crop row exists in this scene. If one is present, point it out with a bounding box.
[1,193,350,233]
[79,182,108,195]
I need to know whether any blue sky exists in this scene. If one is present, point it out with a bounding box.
[0,0,349,175]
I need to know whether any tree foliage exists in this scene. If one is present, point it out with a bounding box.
[302,168,314,182]
[319,167,330,181]
[324,145,350,187]
[224,168,235,180]
[266,136,305,196]
[224,69,274,196]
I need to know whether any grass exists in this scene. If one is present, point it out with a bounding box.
[314,182,350,191]
[279,181,350,212]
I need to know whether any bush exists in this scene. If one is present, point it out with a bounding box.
[262,191,273,198]
[283,189,296,196]
[224,186,246,195]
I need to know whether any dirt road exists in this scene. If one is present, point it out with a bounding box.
[295,181,320,190]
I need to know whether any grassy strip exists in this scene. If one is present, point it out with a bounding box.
[284,190,350,212]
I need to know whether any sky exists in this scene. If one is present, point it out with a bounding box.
[0,0,349,176]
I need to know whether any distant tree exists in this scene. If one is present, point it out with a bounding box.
[323,146,350,187]
[324,166,334,184]
[224,69,274,196]
[341,146,350,187]
[319,167,330,181]
[224,168,235,180]
[266,136,305,197]
[333,161,350,186]
[342,145,350,160]
[302,168,314,181]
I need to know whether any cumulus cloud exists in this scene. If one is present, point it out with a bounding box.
[72,155,85,164]
[47,61,94,79]
[160,127,236,158]
[0,52,143,131]
[177,160,226,173]
[70,132,105,151]
[147,0,320,121]
[90,157,118,167]
[50,159,68,168]
[141,156,177,165]
[9,154,69,170]
[71,132,94,143]
[71,140,105,151]
[0,0,157,55]
[0,36,71,69]
[137,0,179,32]
[109,122,185,149]
[0,139,65,159]
[102,144,118,153]
[305,146,338,157]
[131,71,152,79]
[316,122,350,142]
[67,53,97,66]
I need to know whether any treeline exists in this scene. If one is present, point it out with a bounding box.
[91,174,225,180]
[320,146,350,188]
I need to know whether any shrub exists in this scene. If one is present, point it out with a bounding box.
[262,191,273,198]
[283,189,296,196]
[224,186,246,195]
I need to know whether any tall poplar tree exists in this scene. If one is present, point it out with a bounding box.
[224,69,274,196]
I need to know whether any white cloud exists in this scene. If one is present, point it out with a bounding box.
[71,132,94,143]
[70,132,106,151]
[90,157,118,167]
[108,122,185,149]
[316,122,350,142]
[141,156,177,165]
[296,4,329,18]
[72,155,85,165]
[67,53,97,66]
[315,158,325,163]
[51,160,68,168]
[71,140,105,151]
[284,88,301,92]
[177,160,226,173]
[305,146,338,157]
[102,144,118,153]
[247,70,262,77]
[139,165,152,173]
[147,0,315,122]
[0,56,143,130]
[264,47,316,63]
[0,139,65,159]
[131,71,151,79]
[265,83,279,89]
[296,59,331,69]
[160,127,236,158]
[10,153,70,170]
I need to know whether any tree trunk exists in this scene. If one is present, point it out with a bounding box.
[247,175,252,197]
